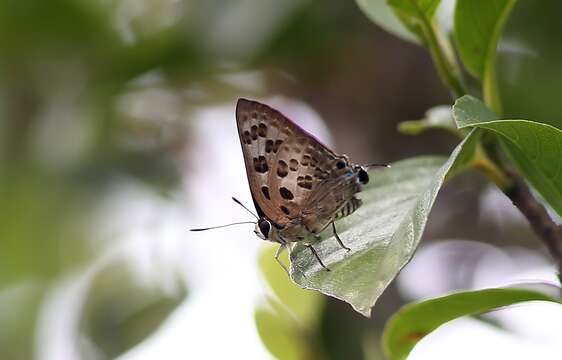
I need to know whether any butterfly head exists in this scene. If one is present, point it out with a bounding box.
[355,166,369,186]
[255,217,273,240]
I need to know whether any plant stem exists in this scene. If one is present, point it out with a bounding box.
[504,171,562,282]
[472,145,562,280]
[471,145,510,192]
[422,19,466,98]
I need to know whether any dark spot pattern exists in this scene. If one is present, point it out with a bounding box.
[273,140,283,153]
[314,167,329,180]
[250,125,258,140]
[289,159,298,171]
[265,139,274,153]
[336,161,346,169]
[297,175,313,190]
[242,131,252,144]
[279,187,294,200]
[261,186,270,200]
[280,205,290,215]
[301,155,311,166]
[253,156,268,173]
[258,123,267,137]
[277,160,288,177]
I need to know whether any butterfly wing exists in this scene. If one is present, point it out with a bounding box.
[300,175,361,233]
[236,98,361,233]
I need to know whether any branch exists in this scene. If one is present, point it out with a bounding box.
[505,170,562,281]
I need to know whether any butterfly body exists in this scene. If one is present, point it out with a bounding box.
[236,99,370,270]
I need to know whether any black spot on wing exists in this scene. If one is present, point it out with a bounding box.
[289,159,298,171]
[279,187,294,200]
[261,186,270,200]
[258,123,267,137]
[277,160,288,177]
[265,139,274,153]
[253,156,268,173]
[250,125,258,140]
[297,175,313,190]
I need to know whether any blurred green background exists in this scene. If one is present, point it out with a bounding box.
[1,0,561,359]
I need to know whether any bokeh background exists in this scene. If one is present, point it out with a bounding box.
[2,0,562,359]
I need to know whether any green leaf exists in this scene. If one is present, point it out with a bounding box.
[255,305,310,360]
[256,247,324,359]
[386,0,441,43]
[452,95,498,125]
[80,263,187,358]
[398,105,460,136]
[454,0,516,112]
[454,95,562,218]
[388,0,440,19]
[495,0,562,130]
[258,246,324,326]
[385,0,465,97]
[454,0,515,78]
[383,285,561,360]
[289,132,479,317]
[355,0,420,44]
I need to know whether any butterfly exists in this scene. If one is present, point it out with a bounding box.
[192,98,386,273]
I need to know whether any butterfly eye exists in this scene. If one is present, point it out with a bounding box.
[258,219,271,238]
[358,168,369,184]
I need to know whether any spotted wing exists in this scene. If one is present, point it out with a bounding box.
[236,98,360,230]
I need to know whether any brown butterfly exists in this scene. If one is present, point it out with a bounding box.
[192,99,386,272]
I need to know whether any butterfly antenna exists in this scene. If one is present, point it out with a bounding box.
[232,197,259,219]
[190,221,256,232]
[366,163,391,169]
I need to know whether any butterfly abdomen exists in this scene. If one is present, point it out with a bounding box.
[334,197,362,220]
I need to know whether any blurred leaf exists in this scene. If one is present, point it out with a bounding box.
[496,0,562,129]
[259,246,324,326]
[454,0,516,113]
[397,105,460,136]
[0,0,117,62]
[383,285,561,360]
[0,283,47,360]
[386,0,440,42]
[388,0,440,19]
[290,132,479,317]
[454,0,515,78]
[384,0,466,97]
[454,95,562,218]
[0,170,90,288]
[255,305,310,360]
[81,263,187,358]
[355,0,420,44]
[256,247,324,360]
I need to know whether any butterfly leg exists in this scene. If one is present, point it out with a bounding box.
[274,244,289,275]
[305,244,330,272]
[332,221,351,251]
